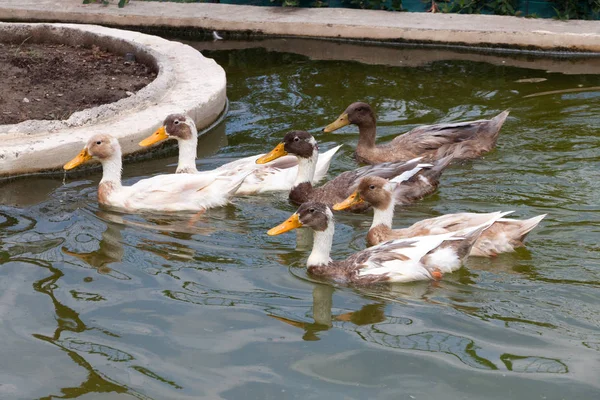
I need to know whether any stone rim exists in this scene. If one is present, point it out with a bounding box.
[0,22,227,178]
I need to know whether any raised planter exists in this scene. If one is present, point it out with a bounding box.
[0,23,227,178]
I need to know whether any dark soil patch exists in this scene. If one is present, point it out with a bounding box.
[0,42,157,125]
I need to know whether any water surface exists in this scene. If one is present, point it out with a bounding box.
[1,38,599,399]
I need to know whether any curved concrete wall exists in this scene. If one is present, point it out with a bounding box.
[0,22,227,178]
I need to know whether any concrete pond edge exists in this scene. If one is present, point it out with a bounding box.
[1,1,599,53]
[0,22,227,178]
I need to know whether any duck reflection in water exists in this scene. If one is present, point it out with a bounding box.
[269,284,392,341]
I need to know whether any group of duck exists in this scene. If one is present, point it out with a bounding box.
[64,102,546,285]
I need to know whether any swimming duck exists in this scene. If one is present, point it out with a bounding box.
[333,176,546,257]
[323,102,509,164]
[256,131,451,211]
[64,134,249,212]
[139,114,342,195]
[268,202,501,284]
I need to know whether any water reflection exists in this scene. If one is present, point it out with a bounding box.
[1,40,600,399]
[271,284,568,374]
[10,255,147,399]
[189,37,600,75]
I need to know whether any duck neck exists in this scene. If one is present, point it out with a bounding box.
[307,221,334,268]
[294,150,318,186]
[371,198,395,230]
[357,119,377,149]
[99,152,123,189]
[176,138,198,173]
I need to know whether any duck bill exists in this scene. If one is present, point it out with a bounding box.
[268,214,303,236]
[333,191,364,211]
[323,113,349,133]
[256,143,287,164]
[64,148,92,170]
[139,126,168,147]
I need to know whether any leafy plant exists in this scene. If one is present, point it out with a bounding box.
[486,0,517,15]
[82,0,128,7]
[552,0,600,19]
[440,0,484,13]
[342,0,403,11]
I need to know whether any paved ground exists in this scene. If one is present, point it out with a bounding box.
[0,0,599,52]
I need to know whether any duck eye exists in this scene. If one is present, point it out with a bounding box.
[369,185,375,190]
[294,137,300,142]
[309,208,315,213]
[96,141,102,145]
[174,120,180,125]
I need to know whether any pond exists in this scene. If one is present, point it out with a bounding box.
[1,37,599,399]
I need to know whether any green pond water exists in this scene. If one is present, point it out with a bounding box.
[1,38,600,399]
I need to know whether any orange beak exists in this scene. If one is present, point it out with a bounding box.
[64,148,92,170]
[256,143,287,164]
[332,191,364,211]
[268,213,302,236]
[323,112,350,133]
[139,126,169,147]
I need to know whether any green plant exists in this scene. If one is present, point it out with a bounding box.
[552,0,600,19]
[486,0,517,15]
[342,0,402,10]
[440,0,484,13]
[82,0,128,7]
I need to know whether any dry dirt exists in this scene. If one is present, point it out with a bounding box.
[0,42,157,125]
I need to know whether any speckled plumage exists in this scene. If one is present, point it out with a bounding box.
[276,131,447,212]
[350,176,546,256]
[327,102,509,164]
[270,202,497,285]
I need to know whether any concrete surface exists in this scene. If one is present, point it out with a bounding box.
[0,1,599,52]
[0,22,226,178]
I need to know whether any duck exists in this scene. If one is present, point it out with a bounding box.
[256,131,452,212]
[323,102,509,164]
[64,134,249,212]
[267,202,502,284]
[333,176,547,257]
[139,114,342,195]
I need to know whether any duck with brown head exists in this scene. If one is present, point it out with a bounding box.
[256,131,450,212]
[268,202,502,284]
[64,133,250,213]
[324,102,509,164]
[334,176,546,256]
[139,113,342,195]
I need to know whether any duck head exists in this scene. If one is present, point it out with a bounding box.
[139,114,197,147]
[333,176,394,211]
[64,134,121,170]
[268,202,331,235]
[323,102,376,132]
[256,130,317,164]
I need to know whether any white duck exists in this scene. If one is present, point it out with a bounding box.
[333,176,546,257]
[268,202,502,284]
[139,114,342,195]
[64,134,249,212]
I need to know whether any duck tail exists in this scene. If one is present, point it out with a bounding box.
[444,212,506,260]
[484,109,510,145]
[422,154,453,181]
[501,213,547,243]
[314,144,343,183]
[225,169,255,196]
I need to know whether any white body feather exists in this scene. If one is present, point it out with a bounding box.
[173,119,341,195]
[94,137,249,212]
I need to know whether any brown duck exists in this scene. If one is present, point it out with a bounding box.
[333,176,547,257]
[324,102,509,164]
[256,131,451,212]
